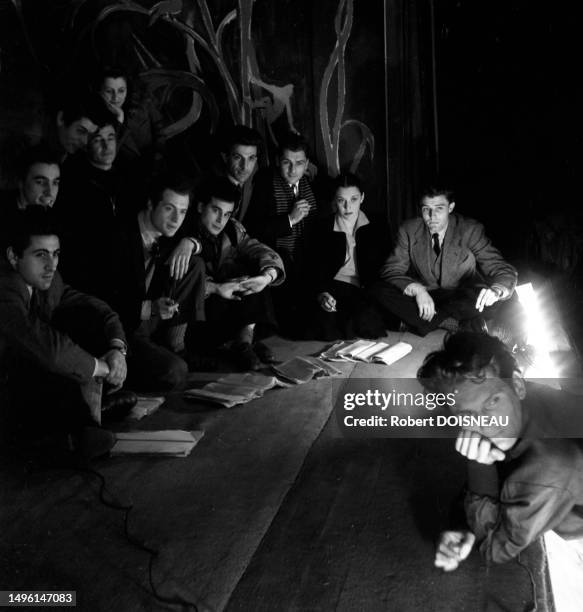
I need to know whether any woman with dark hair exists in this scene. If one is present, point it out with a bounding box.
[308,172,391,340]
[97,66,128,124]
[94,66,163,172]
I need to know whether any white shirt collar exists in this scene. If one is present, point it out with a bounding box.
[137,210,161,251]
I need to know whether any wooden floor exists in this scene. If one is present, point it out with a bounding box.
[0,326,575,612]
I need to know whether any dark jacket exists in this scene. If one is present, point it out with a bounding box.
[310,212,391,294]
[245,169,318,249]
[193,217,285,285]
[465,382,583,564]
[54,156,126,304]
[0,263,125,383]
[0,190,21,253]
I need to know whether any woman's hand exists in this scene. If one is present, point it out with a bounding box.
[317,292,337,312]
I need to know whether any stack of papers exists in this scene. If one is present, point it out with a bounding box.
[320,340,413,365]
[111,430,204,457]
[271,356,343,384]
[184,372,291,408]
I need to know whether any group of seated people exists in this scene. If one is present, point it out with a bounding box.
[3,68,579,582]
[0,66,524,458]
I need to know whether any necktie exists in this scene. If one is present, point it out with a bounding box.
[28,289,38,319]
[290,183,298,199]
[145,241,160,293]
[432,233,441,257]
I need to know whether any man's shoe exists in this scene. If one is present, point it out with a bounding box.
[186,351,218,372]
[228,342,262,371]
[438,317,460,333]
[72,426,115,461]
[253,341,278,364]
[101,389,138,423]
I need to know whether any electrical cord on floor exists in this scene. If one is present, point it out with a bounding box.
[79,465,205,612]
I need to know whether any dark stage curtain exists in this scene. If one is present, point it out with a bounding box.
[385,0,437,231]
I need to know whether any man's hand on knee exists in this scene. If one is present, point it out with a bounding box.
[435,530,476,572]
[101,349,128,387]
[415,288,436,321]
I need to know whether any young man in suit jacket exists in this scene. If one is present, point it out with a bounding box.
[0,207,127,456]
[373,186,518,336]
[115,173,206,391]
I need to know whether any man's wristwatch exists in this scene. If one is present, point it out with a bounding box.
[111,342,128,357]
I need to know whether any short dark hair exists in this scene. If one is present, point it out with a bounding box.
[88,120,120,140]
[199,177,240,207]
[419,184,455,205]
[222,125,262,154]
[8,206,61,257]
[16,144,61,183]
[58,94,117,128]
[417,331,520,394]
[94,65,128,89]
[147,174,194,210]
[277,132,309,158]
[332,172,363,194]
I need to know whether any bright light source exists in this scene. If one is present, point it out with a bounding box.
[515,282,559,377]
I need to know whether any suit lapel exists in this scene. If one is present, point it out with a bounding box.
[441,215,462,286]
[411,221,433,283]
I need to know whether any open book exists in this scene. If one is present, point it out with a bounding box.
[184,372,291,408]
[183,359,343,407]
[111,430,204,457]
[320,339,413,365]
[271,356,343,384]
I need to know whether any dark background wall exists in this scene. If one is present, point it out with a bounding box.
[434,0,583,263]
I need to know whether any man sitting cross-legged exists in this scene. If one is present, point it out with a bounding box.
[372,185,519,337]
[185,178,285,371]
[418,331,583,569]
[114,173,206,391]
[0,207,127,458]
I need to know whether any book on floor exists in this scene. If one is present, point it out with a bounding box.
[271,356,343,384]
[111,430,204,457]
[184,372,292,408]
[128,396,166,420]
[320,339,413,365]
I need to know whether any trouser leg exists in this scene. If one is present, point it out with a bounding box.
[370,282,451,336]
[127,324,188,392]
[188,291,270,350]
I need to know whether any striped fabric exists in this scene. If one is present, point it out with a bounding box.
[273,174,317,256]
